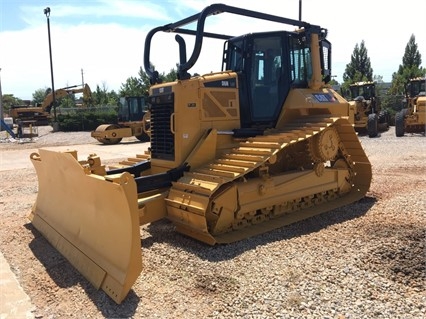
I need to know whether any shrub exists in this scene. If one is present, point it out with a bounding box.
[57,108,118,132]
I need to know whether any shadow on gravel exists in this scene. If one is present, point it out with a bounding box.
[25,223,140,318]
[94,140,148,146]
[358,223,425,290]
[24,195,376,315]
[143,195,377,262]
[356,132,383,138]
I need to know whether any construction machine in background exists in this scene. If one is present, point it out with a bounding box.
[41,83,92,112]
[348,81,390,137]
[9,102,51,126]
[9,83,92,125]
[395,77,426,136]
[28,4,372,304]
[91,96,150,144]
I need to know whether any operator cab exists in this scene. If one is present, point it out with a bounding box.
[407,78,426,98]
[349,83,375,101]
[118,96,147,122]
[143,3,331,131]
[224,30,330,129]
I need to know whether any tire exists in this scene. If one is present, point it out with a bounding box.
[378,111,389,132]
[378,110,385,123]
[395,110,406,137]
[367,113,378,138]
[378,110,390,131]
[135,132,150,142]
[385,110,392,126]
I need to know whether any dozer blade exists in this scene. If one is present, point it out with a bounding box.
[29,149,142,304]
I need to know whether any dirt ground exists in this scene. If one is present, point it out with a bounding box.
[0,126,425,318]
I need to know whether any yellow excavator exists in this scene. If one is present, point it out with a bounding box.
[9,83,92,125]
[41,83,92,112]
[29,4,372,304]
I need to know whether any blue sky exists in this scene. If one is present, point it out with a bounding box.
[1,0,425,100]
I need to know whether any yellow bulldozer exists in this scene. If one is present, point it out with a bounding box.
[91,96,150,144]
[348,81,390,137]
[395,77,426,136]
[28,4,372,304]
[9,83,92,125]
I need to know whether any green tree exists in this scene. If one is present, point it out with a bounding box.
[32,87,49,105]
[119,76,144,97]
[120,65,178,98]
[163,65,178,82]
[120,67,153,98]
[389,34,425,96]
[91,83,118,106]
[329,78,339,86]
[341,40,373,96]
[1,94,22,114]
[383,34,426,113]
[58,95,76,108]
[106,90,119,105]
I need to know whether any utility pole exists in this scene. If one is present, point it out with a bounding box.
[44,7,58,131]
[81,68,85,87]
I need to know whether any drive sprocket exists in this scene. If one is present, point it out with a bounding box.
[308,127,340,162]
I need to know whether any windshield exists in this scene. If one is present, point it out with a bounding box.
[408,79,426,97]
[350,84,375,100]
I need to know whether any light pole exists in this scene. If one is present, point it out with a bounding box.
[44,7,58,131]
[0,68,3,123]
[299,0,302,21]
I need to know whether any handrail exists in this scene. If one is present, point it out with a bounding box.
[143,3,320,82]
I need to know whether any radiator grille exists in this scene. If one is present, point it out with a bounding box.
[149,92,175,160]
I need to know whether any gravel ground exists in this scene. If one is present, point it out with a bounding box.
[0,125,425,319]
